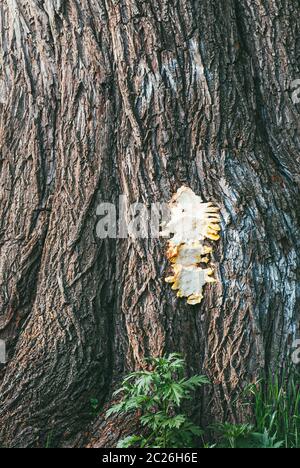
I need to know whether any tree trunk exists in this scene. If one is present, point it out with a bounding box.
[0,0,299,448]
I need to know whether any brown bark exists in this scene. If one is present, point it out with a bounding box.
[0,0,299,448]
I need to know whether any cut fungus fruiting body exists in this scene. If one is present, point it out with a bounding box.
[163,186,221,305]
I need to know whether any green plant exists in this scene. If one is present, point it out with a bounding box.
[215,423,284,449]
[45,430,53,449]
[106,353,209,448]
[90,398,100,415]
[243,371,300,448]
[212,370,300,449]
[250,429,284,448]
[215,423,254,448]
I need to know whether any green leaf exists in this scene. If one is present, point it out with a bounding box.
[117,435,143,448]
[105,402,125,418]
[90,398,99,410]
[168,383,184,406]
[182,375,210,390]
[160,414,186,429]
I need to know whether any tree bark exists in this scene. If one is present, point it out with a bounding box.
[0,0,299,448]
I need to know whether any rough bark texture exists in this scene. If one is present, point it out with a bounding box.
[0,0,299,448]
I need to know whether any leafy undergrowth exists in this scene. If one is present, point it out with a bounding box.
[103,354,300,449]
[218,372,300,449]
[106,353,208,448]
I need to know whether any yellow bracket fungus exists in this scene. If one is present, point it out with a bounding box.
[163,187,220,305]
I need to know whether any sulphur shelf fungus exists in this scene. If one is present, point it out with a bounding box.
[162,187,221,305]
